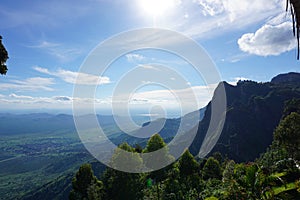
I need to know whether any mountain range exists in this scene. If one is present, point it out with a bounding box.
[1,72,300,199]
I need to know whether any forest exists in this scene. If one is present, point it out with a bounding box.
[69,98,300,199]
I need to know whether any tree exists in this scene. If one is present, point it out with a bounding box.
[178,149,199,177]
[163,164,183,199]
[202,157,222,180]
[212,152,223,164]
[222,160,248,199]
[143,133,173,172]
[110,142,143,172]
[143,133,173,200]
[144,133,167,153]
[222,160,235,183]
[102,143,144,200]
[69,163,103,200]
[178,149,201,198]
[0,36,8,75]
[274,112,300,160]
[283,98,300,118]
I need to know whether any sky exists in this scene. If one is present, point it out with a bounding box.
[0,0,299,116]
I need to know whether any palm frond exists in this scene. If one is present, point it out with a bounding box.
[287,0,300,60]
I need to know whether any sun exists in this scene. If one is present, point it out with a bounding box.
[138,0,177,17]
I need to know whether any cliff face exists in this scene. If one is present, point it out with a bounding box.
[190,73,300,162]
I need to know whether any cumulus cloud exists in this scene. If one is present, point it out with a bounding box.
[238,22,296,56]
[34,66,111,85]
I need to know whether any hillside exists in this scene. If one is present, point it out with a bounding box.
[190,72,300,161]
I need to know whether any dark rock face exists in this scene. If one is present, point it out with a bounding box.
[190,73,300,162]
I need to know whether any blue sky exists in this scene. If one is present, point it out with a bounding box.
[0,0,299,116]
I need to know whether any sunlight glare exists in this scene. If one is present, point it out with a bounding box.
[138,0,177,16]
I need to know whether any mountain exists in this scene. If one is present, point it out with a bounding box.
[3,72,300,199]
[190,72,300,162]
[271,72,300,84]
[109,107,206,147]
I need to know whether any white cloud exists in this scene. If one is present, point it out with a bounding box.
[0,83,217,114]
[9,93,34,99]
[238,21,296,56]
[228,77,250,85]
[0,93,112,110]
[127,85,216,111]
[34,66,111,85]
[194,0,224,16]
[126,53,145,62]
[173,0,284,39]
[0,77,54,91]
[139,64,161,71]
[53,96,72,101]
[30,40,82,62]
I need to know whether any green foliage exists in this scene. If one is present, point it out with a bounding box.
[143,133,166,153]
[143,134,173,200]
[222,160,235,183]
[69,101,300,200]
[134,144,143,153]
[212,152,223,164]
[102,168,144,200]
[70,163,103,200]
[111,142,143,172]
[274,112,300,160]
[283,98,300,118]
[102,142,144,200]
[143,133,173,169]
[0,36,8,75]
[205,197,218,200]
[178,149,199,177]
[163,163,182,198]
[203,157,222,180]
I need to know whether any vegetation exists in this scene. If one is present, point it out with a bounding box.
[0,35,8,75]
[70,76,300,199]
[70,110,300,199]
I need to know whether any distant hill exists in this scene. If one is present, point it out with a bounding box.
[109,107,206,147]
[190,72,300,162]
[0,113,148,136]
[0,113,76,135]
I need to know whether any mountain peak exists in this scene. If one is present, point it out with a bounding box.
[271,72,300,84]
